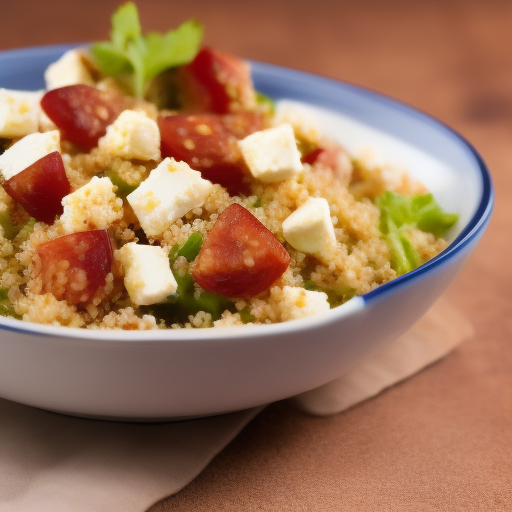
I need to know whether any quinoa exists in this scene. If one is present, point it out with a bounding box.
[0,50,454,331]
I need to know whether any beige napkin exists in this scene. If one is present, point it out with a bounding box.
[0,298,473,512]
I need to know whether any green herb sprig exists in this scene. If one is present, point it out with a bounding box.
[91,2,203,98]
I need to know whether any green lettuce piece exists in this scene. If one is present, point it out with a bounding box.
[91,2,203,98]
[376,191,459,275]
[0,288,20,319]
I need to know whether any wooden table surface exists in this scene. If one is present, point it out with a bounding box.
[2,0,511,510]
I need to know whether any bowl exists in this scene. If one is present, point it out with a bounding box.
[0,45,493,420]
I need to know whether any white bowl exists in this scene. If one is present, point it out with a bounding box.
[0,45,493,420]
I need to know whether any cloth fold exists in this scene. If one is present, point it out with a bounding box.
[0,298,473,512]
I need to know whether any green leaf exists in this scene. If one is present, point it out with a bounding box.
[90,3,203,97]
[111,1,141,49]
[376,191,459,275]
[0,288,20,319]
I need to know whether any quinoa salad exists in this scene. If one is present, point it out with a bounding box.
[0,4,458,330]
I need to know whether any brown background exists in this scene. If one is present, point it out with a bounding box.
[1,0,511,510]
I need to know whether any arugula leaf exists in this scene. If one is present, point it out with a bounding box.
[90,3,203,98]
[0,288,20,319]
[376,191,459,275]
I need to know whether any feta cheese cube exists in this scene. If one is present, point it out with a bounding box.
[118,243,177,306]
[276,285,330,321]
[0,130,60,181]
[0,89,44,138]
[238,123,303,182]
[60,176,123,233]
[282,197,336,261]
[44,49,95,90]
[98,110,160,161]
[127,158,214,237]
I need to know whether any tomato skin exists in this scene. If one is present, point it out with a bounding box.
[177,46,255,114]
[302,148,325,166]
[40,85,123,151]
[158,112,263,195]
[193,204,290,297]
[36,229,113,306]
[3,152,71,224]
[302,145,346,171]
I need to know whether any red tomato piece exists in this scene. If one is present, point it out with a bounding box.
[158,112,263,195]
[301,148,325,166]
[3,152,71,224]
[40,85,123,151]
[177,46,256,114]
[37,229,113,306]
[302,144,346,171]
[193,204,290,297]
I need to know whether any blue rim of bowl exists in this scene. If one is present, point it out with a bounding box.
[0,45,494,336]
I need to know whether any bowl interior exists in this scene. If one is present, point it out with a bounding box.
[0,45,493,340]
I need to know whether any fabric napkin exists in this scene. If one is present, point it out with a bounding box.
[0,297,473,512]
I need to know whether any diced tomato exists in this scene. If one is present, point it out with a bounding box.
[3,152,71,224]
[193,204,290,297]
[37,229,113,306]
[158,112,263,195]
[302,144,346,172]
[177,46,256,114]
[301,148,325,166]
[40,85,123,151]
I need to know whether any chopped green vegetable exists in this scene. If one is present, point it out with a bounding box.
[142,232,233,324]
[0,288,20,319]
[303,279,353,308]
[255,91,275,115]
[0,210,16,240]
[239,307,256,324]
[91,2,203,98]
[376,191,459,275]
[106,169,139,199]
[13,217,36,245]
[169,231,203,262]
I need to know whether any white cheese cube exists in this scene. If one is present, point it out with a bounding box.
[0,130,60,181]
[0,89,44,138]
[238,123,303,182]
[282,197,336,261]
[44,49,95,90]
[119,243,177,306]
[277,286,330,321]
[60,176,123,233]
[98,110,160,161]
[127,158,213,237]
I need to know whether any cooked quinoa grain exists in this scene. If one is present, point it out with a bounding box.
[0,45,457,330]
